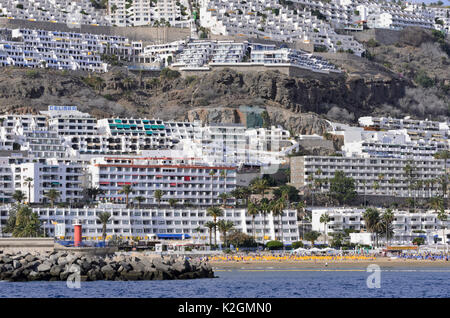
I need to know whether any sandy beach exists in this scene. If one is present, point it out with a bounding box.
[210,259,450,269]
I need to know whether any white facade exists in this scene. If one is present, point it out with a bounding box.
[0,205,300,243]
[172,40,340,73]
[107,0,192,27]
[0,28,139,72]
[88,156,239,206]
[311,207,450,245]
[0,0,110,25]
[10,159,86,204]
[292,155,447,198]
[198,0,365,55]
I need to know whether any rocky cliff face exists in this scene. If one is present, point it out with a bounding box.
[0,63,445,135]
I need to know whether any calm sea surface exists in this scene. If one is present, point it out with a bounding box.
[1,267,449,298]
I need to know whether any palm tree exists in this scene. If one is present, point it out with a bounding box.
[45,189,60,208]
[134,196,145,208]
[381,209,394,247]
[220,169,227,195]
[403,162,415,198]
[204,221,216,246]
[259,198,270,243]
[319,213,330,245]
[206,206,224,246]
[168,198,178,208]
[217,219,234,247]
[97,212,112,242]
[389,178,396,197]
[373,181,380,195]
[24,177,33,204]
[304,231,321,247]
[378,174,385,195]
[429,197,444,213]
[231,188,243,207]
[119,185,133,207]
[363,208,381,247]
[273,198,287,244]
[437,206,448,250]
[154,189,163,207]
[306,174,315,205]
[251,178,269,199]
[247,201,259,240]
[84,187,104,203]
[218,192,230,208]
[12,190,26,205]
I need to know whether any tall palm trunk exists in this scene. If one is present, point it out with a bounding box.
[252,215,255,240]
[214,217,217,246]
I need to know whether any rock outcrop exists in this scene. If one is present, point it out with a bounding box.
[0,251,214,282]
[0,63,446,135]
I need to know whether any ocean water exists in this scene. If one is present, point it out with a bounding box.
[0,267,449,298]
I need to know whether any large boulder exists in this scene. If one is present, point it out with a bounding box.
[50,265,62,277]
[100,264,116,280]
[87,268,104,281]
[12,260,22,270]
[37,263,52,272]
[152,258,171,272]
[120,270,143,281]
[1,256,12,264]
[171,259,191,275]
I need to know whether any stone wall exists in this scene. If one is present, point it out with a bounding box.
[0,238,54,254]
[0,18,191,44]
[175,64,343,80]
[351,28,403,45]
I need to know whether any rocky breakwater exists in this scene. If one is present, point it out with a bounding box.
[0,251,214,282]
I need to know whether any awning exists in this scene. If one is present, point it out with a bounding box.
[157,234,191,239]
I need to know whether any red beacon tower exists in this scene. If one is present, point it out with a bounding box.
[74,219,82,247]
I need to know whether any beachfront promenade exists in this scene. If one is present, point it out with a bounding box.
[210,254,377,262]
[207,252,450,268]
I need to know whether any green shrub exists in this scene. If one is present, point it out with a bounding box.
[25,70,40,78]
[266,240,284,250]
[292,241,304,249]
[415,71,434,88]
[367,38,379,48]
[160,67,181,80]
[184,75,197,85]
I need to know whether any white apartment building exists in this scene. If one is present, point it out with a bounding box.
[0,28,139,72]
[311,207,450,245]
[172,40,340,73]
[107,0,191,27]
[0,205,300,243]
[88,156,239,206]
[0,0,110,25]
[358,116,449,137]
[291,155,447,198]
[198,0,365,55]
[341,128,448,159]
[10,159,86,204]
[366,11,434,30]
[0,114,47,150]
[0,157,13,204]
[141,40,186,66]
[40,106,98,136]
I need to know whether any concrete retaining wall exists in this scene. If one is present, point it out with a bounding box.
[0,238,54,254]
[0,18,191,44]
[175,64,343,79]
